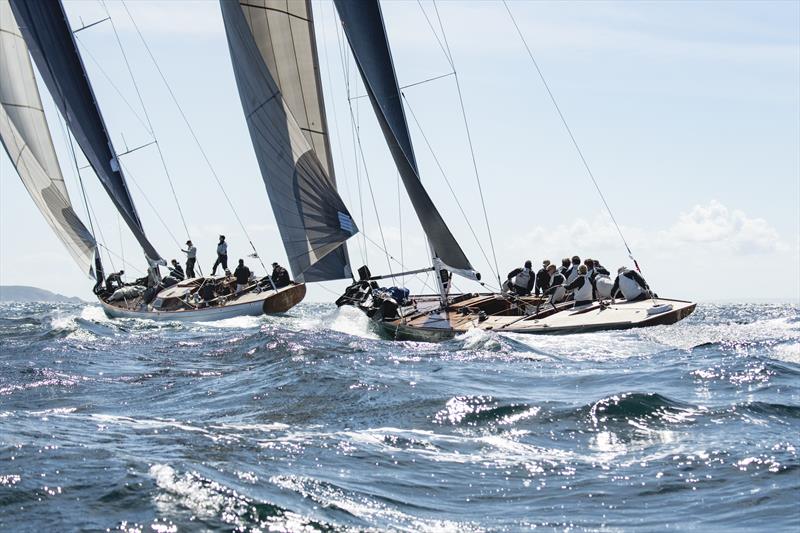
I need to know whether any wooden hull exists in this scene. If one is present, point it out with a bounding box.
[100,283,306,322]
[361,294,696,342]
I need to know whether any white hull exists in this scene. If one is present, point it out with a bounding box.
[354,293,696,342]
[100,283,306,322]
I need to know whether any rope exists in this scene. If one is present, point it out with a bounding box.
[119,0,267,274]
[502,0,640,270]
[101,0,192,245]
[427,1,502,286]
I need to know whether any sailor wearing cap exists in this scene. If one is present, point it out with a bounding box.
[181,239,197,278]
[211,235,228,276]
[270,262,291,288]
[535,259,551,297]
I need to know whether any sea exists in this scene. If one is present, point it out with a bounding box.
[0,301,798,532]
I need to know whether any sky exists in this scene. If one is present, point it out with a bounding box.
[1,0,798,303]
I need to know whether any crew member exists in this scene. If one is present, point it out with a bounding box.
[558,258,571,277]
[565,255,582,283]
[234,259,251,294]
[592,260,614,299]
[105,270,124,292]
[211,235,228,276]
[168,259,185,281]
[534,260,551,297]
[507,260,535,296]
[564,264,594,307]
[611,267,651,302]
[181,240,197,278]
[270,262,291,288]
[544,263,567,303]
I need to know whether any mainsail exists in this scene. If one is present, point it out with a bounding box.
[9,0,161,263]
[333,0,476,279]
[0,0,96,277]
[220,0,357,282]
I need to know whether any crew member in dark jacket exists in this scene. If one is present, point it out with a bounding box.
[507,260,535,296]
[534,260,551,297]
[168,259,185,281]
[271,262,291,288]
[234,259,251,294]
[543,264,567,303]
[558,258,571,277]
[105,270,124,292]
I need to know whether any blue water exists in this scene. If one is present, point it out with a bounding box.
[0,301,798,531]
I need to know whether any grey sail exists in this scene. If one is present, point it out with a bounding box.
[220,0,357,282]
[9,0,161,263]
[0,0,96,277]
[333,0,476,277]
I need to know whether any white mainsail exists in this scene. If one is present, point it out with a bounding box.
[0,0,96,277]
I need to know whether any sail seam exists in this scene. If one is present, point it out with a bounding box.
[239,2,309,22]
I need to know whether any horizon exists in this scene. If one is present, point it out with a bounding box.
[1,0,798,303]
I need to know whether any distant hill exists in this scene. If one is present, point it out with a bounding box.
[0,285,85,303]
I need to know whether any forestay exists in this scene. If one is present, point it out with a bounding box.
[220,0,357,282]
[0,0,96,277]
[9,0,161,264]
[333,0,477,280]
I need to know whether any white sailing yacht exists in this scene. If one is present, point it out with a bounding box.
[319,0,696,341]
[1,0,358,320]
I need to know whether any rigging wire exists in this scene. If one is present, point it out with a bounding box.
[333,10,368,265]
[401,92,499,283]
[100,0,193,245]
[397,170,404,287]
[501,0,640,270]
[73,34,151,134]
[426,0,502,286]
[119,0,267,273]
[345,96,394,278]
[317,0,360,262]
[118,160,182,249]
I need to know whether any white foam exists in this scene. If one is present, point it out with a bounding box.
[455,328,503,351]
[326,306,380,339]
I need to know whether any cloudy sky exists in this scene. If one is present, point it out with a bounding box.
[1,0,798,303]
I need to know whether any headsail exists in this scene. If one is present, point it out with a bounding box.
[220,0,357,282]
[0,0,96,277]
[9,0,161,263]
[333,0,476,279]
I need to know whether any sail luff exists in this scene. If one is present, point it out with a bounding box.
[9,0,162,263]
[332,0,477,278]
[220,0,357,282]
[0,0,97,277]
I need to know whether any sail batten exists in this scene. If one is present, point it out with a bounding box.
[333,0,476,277]
[221,0,355,282]
[0,0,96,277]
[9,0,161,263]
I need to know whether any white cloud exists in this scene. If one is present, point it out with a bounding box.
[509,200,790,262]
[661,200,788,254]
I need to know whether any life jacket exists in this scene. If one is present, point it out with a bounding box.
[573,275,593,303]
[594,274,614,299]
[618,272,644,300]
[514,268,533,290]
[548,272,566,303]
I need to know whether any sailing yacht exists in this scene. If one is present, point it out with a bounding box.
[1,0,357,320]
[323,0,696,341]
